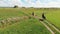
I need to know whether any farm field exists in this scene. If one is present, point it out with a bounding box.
[20,8,60,29]
[0,8,60,34]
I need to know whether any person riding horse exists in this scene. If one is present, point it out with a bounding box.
[42,13,46,19]
[32,12,34,16]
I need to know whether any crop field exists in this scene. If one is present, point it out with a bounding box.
[0,8,60,34]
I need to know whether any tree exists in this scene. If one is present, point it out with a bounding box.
[14,5,18,8]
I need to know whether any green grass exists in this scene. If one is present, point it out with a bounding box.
[0,18,51,34]
[0,8,51,34]
[0,8,26,20]
[22,8,60,29]
[20,8,60,34]
[0,8,60,34]
[45,9,60,29]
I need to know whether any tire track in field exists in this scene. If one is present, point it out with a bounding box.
[19,11,60,34]
[34,16,60,34]
[40,21,55,34]
[16,11,60,34]
[34,15,60,34]
[34,16,55,34]
[21,11,55,34]
[45,19,60,33]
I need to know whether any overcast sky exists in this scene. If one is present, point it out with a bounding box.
[0,0,60,7]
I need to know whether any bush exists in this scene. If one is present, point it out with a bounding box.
[14,5,18,8]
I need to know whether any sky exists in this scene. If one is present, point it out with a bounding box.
[0,0,60,8]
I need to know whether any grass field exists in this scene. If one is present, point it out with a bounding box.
[0,8,60,34]
[19,8,60,28]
